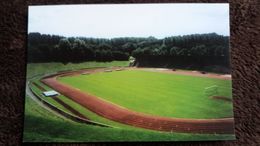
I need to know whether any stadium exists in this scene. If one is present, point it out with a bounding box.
[26,66,234,137]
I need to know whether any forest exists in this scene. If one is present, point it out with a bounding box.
[28,32,230,73]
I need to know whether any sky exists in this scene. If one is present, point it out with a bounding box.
[28,4,229,38]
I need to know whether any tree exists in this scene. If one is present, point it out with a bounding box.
[58,38,71,62]
[170,47,179,57]
[122,42,137,54]
[190,45,207,57]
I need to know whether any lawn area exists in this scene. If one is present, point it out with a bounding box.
[58,70,233,119]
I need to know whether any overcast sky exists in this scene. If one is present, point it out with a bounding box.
[28,4,229,38]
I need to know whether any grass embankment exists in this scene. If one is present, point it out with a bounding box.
[24,95,235,142]
[59,70,233,119]
[26,61,129,78]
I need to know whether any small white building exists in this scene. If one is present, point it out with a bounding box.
[115,68,124,71]
[104,70,112,72]
[43,90,59,97]
[81,72,90,75]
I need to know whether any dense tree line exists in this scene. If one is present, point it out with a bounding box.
[27,33,130,62]
[28,32,230,73]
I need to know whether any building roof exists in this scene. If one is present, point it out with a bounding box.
[43,90,59,97]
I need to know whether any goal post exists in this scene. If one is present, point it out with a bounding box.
[204,85,219,97]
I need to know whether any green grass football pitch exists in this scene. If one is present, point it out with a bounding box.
[58,69,233,119]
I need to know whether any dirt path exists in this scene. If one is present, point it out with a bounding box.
[132,68,231,80]
[41,68,234,134]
